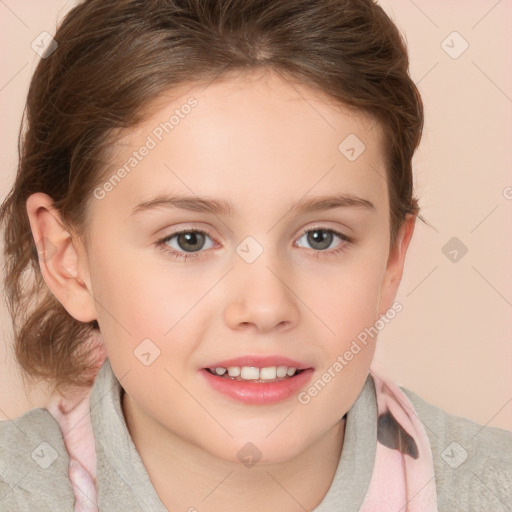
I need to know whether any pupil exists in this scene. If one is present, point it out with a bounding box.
[309,230,332,250]
[179,232,204,252]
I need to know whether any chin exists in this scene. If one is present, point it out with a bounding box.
[204,434,308,467]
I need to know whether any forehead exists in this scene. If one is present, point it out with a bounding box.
[119,69,384,149]
[96,70,388,219]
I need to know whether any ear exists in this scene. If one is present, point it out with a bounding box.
[378,214,416,316]
[26,192,97,323]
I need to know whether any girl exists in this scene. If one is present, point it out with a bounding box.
[1,0,511,511]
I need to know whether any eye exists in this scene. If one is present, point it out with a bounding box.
[156,229,215,261]
[156,226,352,262]
[295,227,352,256]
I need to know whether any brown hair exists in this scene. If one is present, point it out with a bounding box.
[0,0,424,393]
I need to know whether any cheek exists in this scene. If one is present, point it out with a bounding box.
[297,257,385,424]
[90,240,187,331]
[89,246,208,372]
[306,249,387,343]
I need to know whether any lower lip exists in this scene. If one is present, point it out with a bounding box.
[200,368,314,405]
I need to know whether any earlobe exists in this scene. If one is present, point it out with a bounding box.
[378,214,416,316]
[26,192,97,323]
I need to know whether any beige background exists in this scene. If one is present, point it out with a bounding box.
[1,1,511,431]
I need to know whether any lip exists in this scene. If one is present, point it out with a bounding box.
[199,367,315,405]
[203,355,310,370]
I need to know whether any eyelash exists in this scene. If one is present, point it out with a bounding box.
[155,226,353,262]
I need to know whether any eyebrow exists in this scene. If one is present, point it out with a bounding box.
[129,193,375,217]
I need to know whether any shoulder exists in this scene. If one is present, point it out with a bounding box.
[0,407,75,511]
[401,386,512,511]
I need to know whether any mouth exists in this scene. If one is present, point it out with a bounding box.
[204,365,307,383]
[199,358,314,405]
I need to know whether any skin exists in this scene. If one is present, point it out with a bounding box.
[26,69,415,511]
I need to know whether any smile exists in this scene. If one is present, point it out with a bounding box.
[200,366,314,405]
[205,365,304,382]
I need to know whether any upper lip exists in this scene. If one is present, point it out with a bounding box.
[203,355,312,370]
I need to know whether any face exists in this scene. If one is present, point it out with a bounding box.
[33,70,414,465]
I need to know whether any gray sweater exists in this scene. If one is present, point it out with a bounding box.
[1,358,511,511]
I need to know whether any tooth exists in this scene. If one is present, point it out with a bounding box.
[276,366,288,378]
[240,367,260,380]
[228,367,241,377]
[260,367,277,380]
[287,367,297,376]
[215,367,227,375]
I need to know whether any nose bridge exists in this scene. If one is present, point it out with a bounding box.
[223,236,299,332]
[236,239,290,301]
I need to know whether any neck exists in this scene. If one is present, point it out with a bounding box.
[122,390,346,512]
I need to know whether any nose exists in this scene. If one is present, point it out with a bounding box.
[223,256,300,334]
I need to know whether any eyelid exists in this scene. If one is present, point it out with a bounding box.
[295,223,353,244]
[155,223,215,244]
[157,221,353,243]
